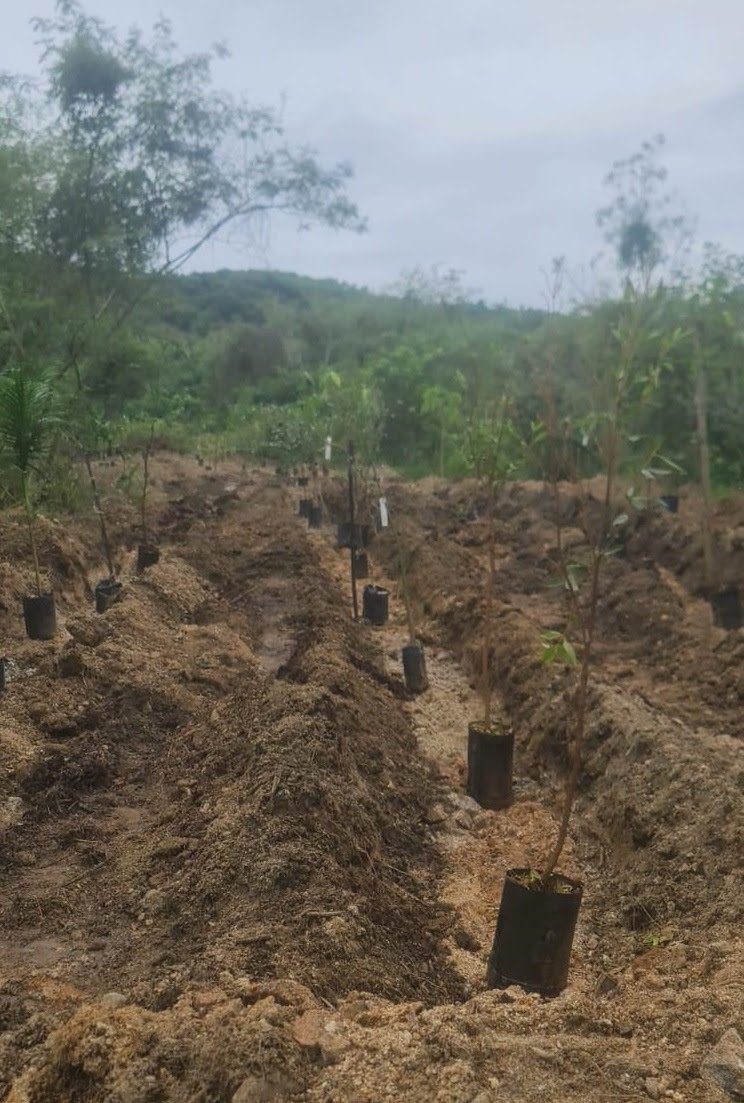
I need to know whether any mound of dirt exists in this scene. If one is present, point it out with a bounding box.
[1,471,464,1099]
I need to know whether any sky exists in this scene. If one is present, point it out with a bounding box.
[2,0,744,306]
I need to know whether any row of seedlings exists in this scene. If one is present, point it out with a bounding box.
[0,368,162,670]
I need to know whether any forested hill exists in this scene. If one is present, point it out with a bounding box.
[150,268,543,337]
[124,262,743,488]
[155,270,377,335]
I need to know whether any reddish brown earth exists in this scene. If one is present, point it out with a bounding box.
[0,457,741,1102]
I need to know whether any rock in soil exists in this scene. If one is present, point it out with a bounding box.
[701,1029,744,1099]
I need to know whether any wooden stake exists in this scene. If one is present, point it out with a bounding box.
[347,441,359,621]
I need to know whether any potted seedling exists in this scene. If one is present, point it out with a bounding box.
[465,397,517,811]
[486,293,681,997]
[375,476,427,691]
[0,367,58,639]
[69,406,121,612]
[136,422,160,570]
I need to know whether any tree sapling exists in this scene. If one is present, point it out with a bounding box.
[486,289,681,997]
[465,397,517,811]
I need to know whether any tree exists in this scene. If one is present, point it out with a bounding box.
[420,380,464,476]
[0,1,363,386]
[596,134,693,292]
[0,366,57,594]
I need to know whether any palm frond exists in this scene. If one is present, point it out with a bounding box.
[0,366,57,474]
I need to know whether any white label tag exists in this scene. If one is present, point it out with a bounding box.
[324,437,332,462]
[379,497,389,528]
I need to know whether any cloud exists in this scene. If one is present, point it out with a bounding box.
[2,0,744,303]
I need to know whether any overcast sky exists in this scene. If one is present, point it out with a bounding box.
[3,0,744,306]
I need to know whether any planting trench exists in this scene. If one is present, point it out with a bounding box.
[0,457,741,1102]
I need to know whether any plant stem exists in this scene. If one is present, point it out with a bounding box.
[347,441,359,622]
[397,539,417,645]
[141,423,154,543]
[694,335,716,590]
[481,479,496,728]
[84,453,116,579]
[542,384,620,879]
[70,356,116,579]
[21,471,42,596]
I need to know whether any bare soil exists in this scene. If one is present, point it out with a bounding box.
[0,459,741,1102]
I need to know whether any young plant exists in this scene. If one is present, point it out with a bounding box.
[140,421,157,546]
[0,366,56,595]
[466,397,516,729]
[538,292,681,880]
[69,405,117,580]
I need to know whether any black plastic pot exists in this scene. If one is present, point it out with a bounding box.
[308,505,323,529]
[402,641,428,694]
[659,494,679,514]
[363,584,389,626]
[95,578,123,614]
[23,593,57,640]
[353,550,369,579]
[486,868,583,997]
[710,586,742,630]
[137,543,160,570]
[299,498,313,519]
[336,522,370,549]
[467,722,514,810]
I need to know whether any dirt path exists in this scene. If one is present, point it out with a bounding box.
[302,494,592,1003]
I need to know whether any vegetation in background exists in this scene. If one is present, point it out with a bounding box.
[1,5,744,505]
[0,367,57,592]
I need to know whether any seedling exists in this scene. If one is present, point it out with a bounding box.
[487,288,683,996]
[466,396,516,729]
[70,406,117,581]
[464,397,517,811]
[346,440,360,621]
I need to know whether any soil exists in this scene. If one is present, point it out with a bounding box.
[0,458,742,1102]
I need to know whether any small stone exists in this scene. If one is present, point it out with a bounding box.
[701,1028,744,1099]
[449,793,481,815]
[57,647,85,678]
[232,1075,297,1102]
[597,974,619,997]
[292,1009,327,1047]
[151,836,189,859]
[454,928,481,952]
[99,992,128,1010]
[141,889,167,914]
[319,1028,350,1066]
[425,803,448,825]
[645,1078,663,1100]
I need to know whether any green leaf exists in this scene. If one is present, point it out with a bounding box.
[540,630,577,668]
